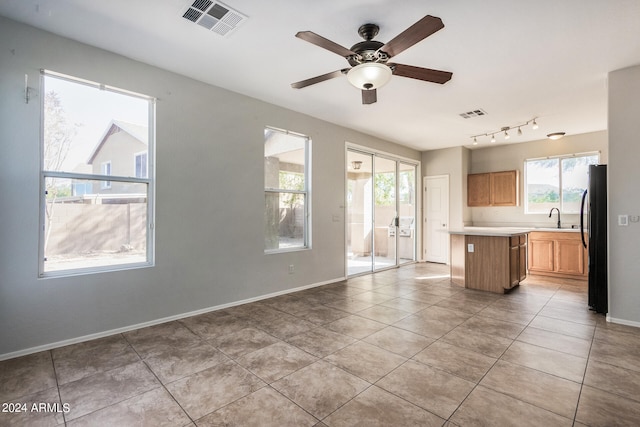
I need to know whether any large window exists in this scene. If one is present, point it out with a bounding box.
[264,127,310,252]
[40,70,155,276]
[525,152,599,214]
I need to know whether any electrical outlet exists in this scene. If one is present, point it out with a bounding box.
[288,264,295,274]
[630,215,640,223]
[467,244,474,253]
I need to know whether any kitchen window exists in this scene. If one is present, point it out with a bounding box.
[264,127,310,252]
[39,70,155,277]
[524,152,599,214]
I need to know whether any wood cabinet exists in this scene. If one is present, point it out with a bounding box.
[468,170,519,207]
[528,231,587,280]
[451,232,527,293]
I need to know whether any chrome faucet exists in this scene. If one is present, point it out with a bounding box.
[549,207,561,229]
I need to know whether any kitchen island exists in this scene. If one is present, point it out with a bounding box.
[449,227,529,293]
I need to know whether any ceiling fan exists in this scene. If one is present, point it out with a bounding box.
[291,15,453,105]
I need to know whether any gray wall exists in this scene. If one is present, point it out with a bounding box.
[422,146,471,229]
[469,131,608,228]
[0,17,420,358]
[608,65,640,326]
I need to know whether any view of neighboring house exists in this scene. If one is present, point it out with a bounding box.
[87,119,149,194]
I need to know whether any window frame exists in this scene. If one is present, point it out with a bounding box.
[134,151,148,178]
[100,161,112,189]
[38,70,156,278]
[524,151,600,214]
[264,126,311,254]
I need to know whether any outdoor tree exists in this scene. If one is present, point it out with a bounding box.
[43,90,79,251]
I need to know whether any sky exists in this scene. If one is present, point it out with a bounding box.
[44,74,150,171]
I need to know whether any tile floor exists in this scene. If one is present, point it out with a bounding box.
[2,262,640,426]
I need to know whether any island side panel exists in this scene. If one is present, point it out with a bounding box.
[465,235,510,293]
[450,234,466,286]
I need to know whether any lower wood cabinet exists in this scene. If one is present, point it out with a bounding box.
[528,231,587,280]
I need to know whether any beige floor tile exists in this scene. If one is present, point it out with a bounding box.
[143,340,229,383]
[293,305,350,325]
[435,295,495,314]
[589,338,640,373]
[528,315,595,340]
[67,387,190,427]
[538,306,598,326]
[480,360,581,419]
[0,387,65,427]
[209,327,280,359]
[458,315,526,340]
[576,385,640,426]
[363,326,434,357]
[356,305,412,324]
[401,290,448,305]
[350,291,395,305]
[166,360,265,420]
[324,385,445,427]
[377,360,475,419]
[124,321,202,358]
[441,326,513,358]
[271,360,369,419]
[236,342,317,383]
[324,315,387,339]
[517,326,592,358]
[584,359,640,402]
[196,387,318,427]
[477,305,537,325]
[379,297,430,313]
[0,351,57,401]
[180,312,253,340]
[324,341,407,383]
[413,341,497,383]
[253,313,317,340]
[53,335,140,385]
[323,297,375,313]
[450,385,573,427]
[501,341,587,383]
[286,327,356,358]
[59,361,160,421]
[593,326,640,348]
[372,284,417,298]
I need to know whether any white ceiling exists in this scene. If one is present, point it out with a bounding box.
[2,0,640,151]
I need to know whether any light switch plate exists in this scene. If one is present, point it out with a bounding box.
[467,243,474,253]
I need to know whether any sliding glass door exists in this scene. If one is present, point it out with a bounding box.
[347,148,417,276]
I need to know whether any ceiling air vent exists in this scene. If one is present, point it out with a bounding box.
[181,0,247,37]
[459,109,487,119]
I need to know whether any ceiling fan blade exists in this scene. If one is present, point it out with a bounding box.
[291,69,347,89]
[380,15,444,58]
[362,88,377,105]
[390,63,452,84]
[295,31,356,58]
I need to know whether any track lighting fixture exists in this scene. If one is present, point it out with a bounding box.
[470,117,539,145]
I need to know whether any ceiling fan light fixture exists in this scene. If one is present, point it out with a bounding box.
[347,63,392,90]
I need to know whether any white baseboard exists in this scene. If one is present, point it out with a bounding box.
[0,276,346,361]
[606,315,640,329]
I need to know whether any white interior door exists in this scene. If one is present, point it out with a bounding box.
[424,175,449,264]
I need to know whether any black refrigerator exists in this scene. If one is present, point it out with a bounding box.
[580,164,607,314]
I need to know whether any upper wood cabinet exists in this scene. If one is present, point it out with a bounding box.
[467,170,519,207]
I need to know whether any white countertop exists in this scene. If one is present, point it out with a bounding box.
[447,226,583,236]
